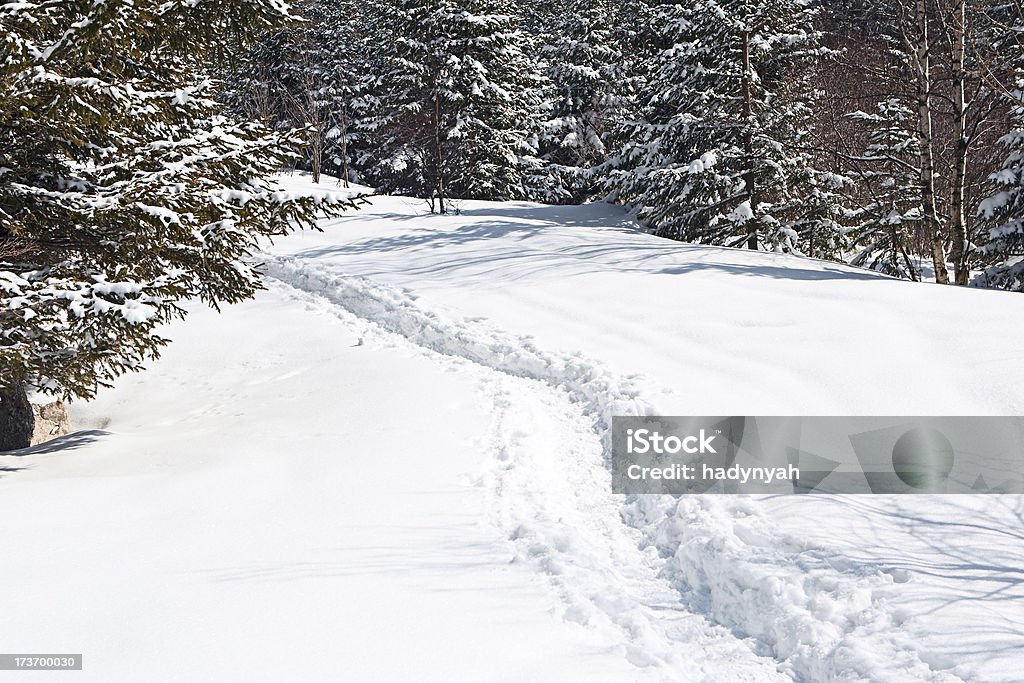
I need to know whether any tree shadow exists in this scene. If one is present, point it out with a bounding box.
[0,465,25,479]
[1,429,111,456]
[656,261,891,282]
[763,494,1024,668]
[307,205,893,284]
[307,217,553,255]
[456,202,639,231]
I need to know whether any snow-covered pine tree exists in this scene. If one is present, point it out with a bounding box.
[977,100,1024,291]
[310,0,379,187]
[0,0,353,450]
[845,99,925,279]
[227,0,376,185]
[974,3,1024,292]
[604,0,842,253]
[977,82,1024,290]
[366,0,538,212]
[530,0,624,203]
[225,25,306,129]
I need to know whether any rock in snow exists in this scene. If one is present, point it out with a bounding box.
[31,401,69,445]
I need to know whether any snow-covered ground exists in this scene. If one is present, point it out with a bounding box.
[2,174,1023,681]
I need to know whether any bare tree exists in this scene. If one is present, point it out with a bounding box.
[898,0,951,282]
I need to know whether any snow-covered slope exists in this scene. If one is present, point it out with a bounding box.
[2,174,1023,682]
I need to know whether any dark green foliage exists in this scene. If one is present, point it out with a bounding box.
[605,0,846,254]
[531,0,626,203]
[365,0,539,209]
[225,0,377,185]
[0,0,353,399]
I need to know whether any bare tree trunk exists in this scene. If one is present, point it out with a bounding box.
[340,105,351,189]
[432,87,447,215]
[288,47,324,185]
[306,72,323,185]
[0,381,33,452]
[741,30,757,250]
[914,0,950,283]
[310,124,323,185]
[949,0,970,285]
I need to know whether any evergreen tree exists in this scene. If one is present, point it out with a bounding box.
[310,0,379,186]
[976,80,1024,291]
[226,0,376,185]
[0,0,352,449]
[846,99,924,279]
[366,0,539,212]
[531,0,624,203]
[225,25,306,128]
[605,0,844,253]
[974,3,1024,291]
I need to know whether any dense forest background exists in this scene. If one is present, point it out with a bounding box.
[226,0,1024,290]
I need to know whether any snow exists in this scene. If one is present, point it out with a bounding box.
[0,291,648,682]
[728,199,755,223]
[2,172,1024,681]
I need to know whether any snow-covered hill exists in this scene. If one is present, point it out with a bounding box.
[2,174,1022,682]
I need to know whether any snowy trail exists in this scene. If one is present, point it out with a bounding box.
[265,257,965,682]
[268,266,791,681]
[262,175,1024,681]
[0,288,655,683]
[4,174,1019,680]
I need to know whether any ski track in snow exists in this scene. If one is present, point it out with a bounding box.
[264,257,966,683]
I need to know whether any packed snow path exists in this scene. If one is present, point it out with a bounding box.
[261,259,963,682]
[0,292,654,682]
[2,175,1023,681]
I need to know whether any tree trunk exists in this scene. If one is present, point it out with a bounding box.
[914,0,950,283]
[310,128,322,185]
[309,99,323,185]
[0,381,34,452]
[741,30,757,250]
[949,0,970,285]
[432,86,447,215]
[340,105,351,189]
